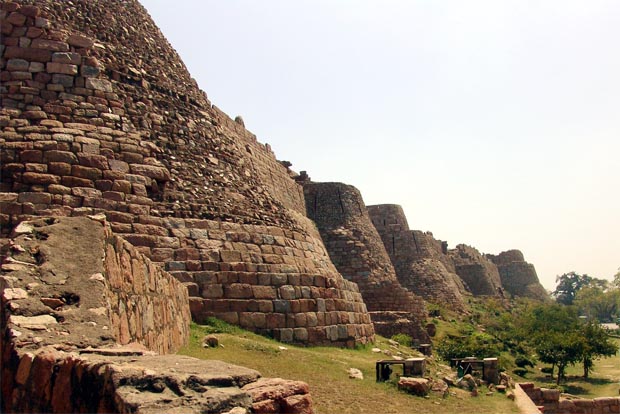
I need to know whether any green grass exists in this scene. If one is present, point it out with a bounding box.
[179,321,519,414]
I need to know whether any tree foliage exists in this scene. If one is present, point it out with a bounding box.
[574,287,620,322]
[517,303,618,383]
[552,272,595,305]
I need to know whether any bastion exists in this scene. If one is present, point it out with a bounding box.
[1,216,313,413]
[0,0,374,347]
[304,182,429,341]
[367,204,467,309]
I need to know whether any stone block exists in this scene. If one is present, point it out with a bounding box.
[51,52,81,64]
[46,62,77,75]
[225,283,253,299]
[85,78,113,92]
[32,39,69,51]
[279,285,296,300]
[6,58,29,71]
[294,328,308,341]
[45,150,78,164]
[252,285,277,299]
[220,250,242,262]
[4,46,52,62]
[273,300,291,313]
[71,165,103,180]
[201,284,224,299]
[17,192,51,204]
[67,33,94,48]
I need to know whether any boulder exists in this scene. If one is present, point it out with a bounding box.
[202,334,219,348]
[398,377,430,396]
[347,368,364,380]
[430,379,449,397]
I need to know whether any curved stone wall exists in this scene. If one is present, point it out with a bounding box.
[487,250,548,301]
[0,0,373,345]
[367,204,466,309]
[449,244,503,297]
[0,216,312,414]
[304,182,428,340]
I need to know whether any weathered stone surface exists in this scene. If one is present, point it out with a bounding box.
[487,250,548,301]
[242,377,313,414]
[398,377,430,396]
[368,205,467,309]
[305,183,429,341]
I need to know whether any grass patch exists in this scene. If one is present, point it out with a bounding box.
[180,321,519,414]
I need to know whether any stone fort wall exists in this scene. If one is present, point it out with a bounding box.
[0,0,374,346]
[1,216,312,414]
[304,182,429,341]
[449,244,503,297]
[487,250,548,301]
[367,204,467,309]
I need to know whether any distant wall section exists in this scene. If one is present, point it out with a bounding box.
[367,204,466,309]
[304,182,428,341]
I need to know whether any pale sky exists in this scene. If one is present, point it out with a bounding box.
[140,0,619,290]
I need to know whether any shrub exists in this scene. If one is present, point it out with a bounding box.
[541,367,554,374]
[513,367,528,377]
[391,333,413,347]
[515,355,536,368]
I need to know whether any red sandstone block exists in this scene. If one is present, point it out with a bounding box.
[71,187,101,198]
[125,194,153,206]
[225,283,253,299]
[123,234,158,248]
[71,165,103,180]
[25,163,47,173]
[22,172,59,185]
[78,154,109,169]
[45,150,78,164]
[95,180,114,191]
[220,250,242,262]
[61,176,93,188]
[19,149,43,163]
[0,201,22,214]
[238,272,258,285]
[61,194,82,208]
[111,180,132,193]
[252,285,277,299]
[266,313,286,329]
[18,191,50,204]
[51,52,81,65]
[32,39,69,52]
[6,11,26,26]
[47,184,71,195]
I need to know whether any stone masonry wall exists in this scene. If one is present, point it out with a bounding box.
[304,182,429,341]
[367,204,466,309]
[103,218,191,354]
[449,244,503,297]
[1,216,312,413]
[520,382,620,414]
[487,250,548,301]
[0,0,374,346]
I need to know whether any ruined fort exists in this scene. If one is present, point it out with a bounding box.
[0,0,548,412]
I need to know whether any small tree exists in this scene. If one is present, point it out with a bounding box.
[534,331,584,385]
[580,322,618,378]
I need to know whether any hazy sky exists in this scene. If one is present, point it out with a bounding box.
[140,0,619,290]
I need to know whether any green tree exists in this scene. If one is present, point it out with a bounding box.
[613,268,620,289]
[553,272,596,305]
[580,322,618,378]
[517,303,583,384]
[574,287,620,322]
[533,331,584,384]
